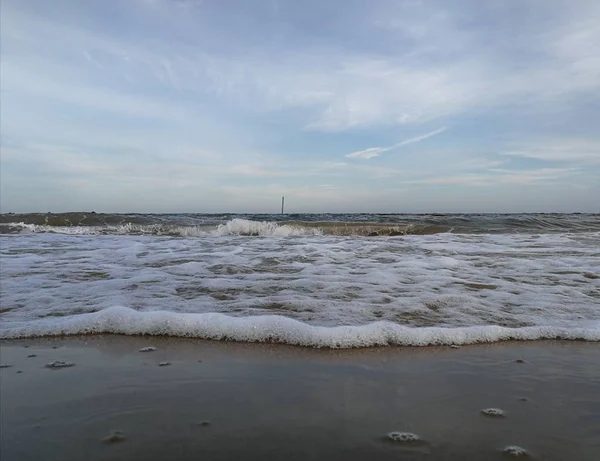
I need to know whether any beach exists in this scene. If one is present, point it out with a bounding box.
[3,0,600,453]
[1,337,599,460]
[1,213,598,459]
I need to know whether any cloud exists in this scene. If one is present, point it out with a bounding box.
[3,62,192,122]
[458,158,505,170]
[346,127,447,159]
[4,1,599,132]
[228,164,322,178]
[408,167,580,187]
[321,161,348,169]
[1,0,599,213]
[346,147,386,160]
[502,140,600,164]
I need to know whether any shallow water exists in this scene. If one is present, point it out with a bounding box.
[1,338,599,460]
[1,215,599,346]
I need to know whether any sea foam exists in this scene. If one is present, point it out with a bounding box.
[1,306,598,348]
[3,218,321,237]
[1,228,598,347]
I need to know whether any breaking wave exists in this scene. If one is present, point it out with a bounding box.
[1,306,598,347]
[2,213,599,237]
[1,219,321,237]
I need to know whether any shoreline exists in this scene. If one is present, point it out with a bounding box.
[3,305,598,346]
[1,337,599,460]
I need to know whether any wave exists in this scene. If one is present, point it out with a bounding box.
[0,219,440,237]
[213,219,321,236]
[4,215,600,237]
[0,212,155,227]
[1,306,598,347]
[2,212,600,237]
[0,219,322,237]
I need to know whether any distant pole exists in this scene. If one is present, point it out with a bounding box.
[281,196,285,215]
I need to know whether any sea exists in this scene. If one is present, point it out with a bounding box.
[1,212,599,347]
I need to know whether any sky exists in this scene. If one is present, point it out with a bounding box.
[1,0,599,213]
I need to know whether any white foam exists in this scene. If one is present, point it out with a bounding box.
[1,306,598,347]
[1,231,599,347]
[387,432,422,443]
[481,408,506,417]
[139,346,157,352]
[5,222,210,236]
[214,218,321,237]
[45,360,75,368]
[503,445,530,457]
[4,219,321,237]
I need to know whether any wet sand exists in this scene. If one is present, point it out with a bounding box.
[1,337,599,461]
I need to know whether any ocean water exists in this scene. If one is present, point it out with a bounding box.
[1,213,599,347]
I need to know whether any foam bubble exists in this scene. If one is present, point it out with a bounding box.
[139,346,157,352]
[387,432,422,443]
[45,361,75,369]
[481,408,506,417]
[1,230,599,347]
[2,306,598,347]
[503,445,530,457]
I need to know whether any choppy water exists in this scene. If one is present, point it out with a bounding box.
[2,212,600,236]
[0,213,599,347]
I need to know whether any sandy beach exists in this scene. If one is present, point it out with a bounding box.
[1,337,599,460]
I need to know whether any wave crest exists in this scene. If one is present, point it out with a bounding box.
[1,219,322,237]
[1,306,598,347]
[2,214,600,237]
[214,218,321,236]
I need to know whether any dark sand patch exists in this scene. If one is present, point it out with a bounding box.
[0,338,599,461]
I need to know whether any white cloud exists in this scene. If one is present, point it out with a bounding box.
[1,0,599,212]
[502,140,600,164]
[346,127,447,159]
[346,147,387,160]
[409,167,580,187]
[458,158,505,170]
[227,164,320,178]
[3,1,599,132]
[2,61,193,122]
[321,161,348,169]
